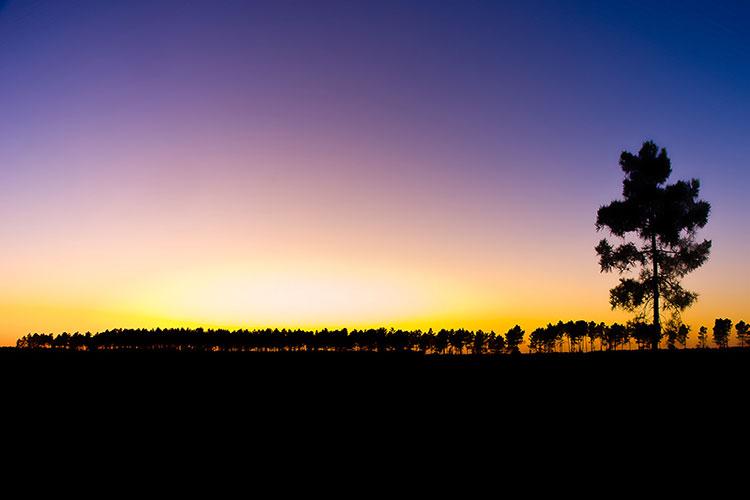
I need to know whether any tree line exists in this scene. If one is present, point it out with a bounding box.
[16,319,748,353]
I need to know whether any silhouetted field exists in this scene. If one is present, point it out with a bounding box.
[4,347,745,460]
[4,347,747,407]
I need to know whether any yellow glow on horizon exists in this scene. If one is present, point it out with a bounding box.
[131,269,425,328]
[0,230,741,346]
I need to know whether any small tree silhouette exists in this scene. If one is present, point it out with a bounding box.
[528,327,546,353]
[712,319,732,349]
[676,323,690,349]
[487,331,506,354]
[697,326,709,349]
[588,322,606,351]
[664,317,690,350]
[596,141,711,349]
[472,330,487,355]
[602,323,629,351]
[630,321,659,350]
[736,320,748,348]
[504,325,525,354]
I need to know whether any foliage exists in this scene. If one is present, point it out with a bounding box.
[629,321,660,350]
[17,318,741,353]
[736,320,749,348]
[601,323,629,351]
[712,319,732,349]
[596,141,711,348]
[697,326,709,349]
[504,325,525,354]
[663,316,690,350]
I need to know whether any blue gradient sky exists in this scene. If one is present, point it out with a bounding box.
[0,1,748,344]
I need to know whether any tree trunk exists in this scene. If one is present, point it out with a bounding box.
[651,233,661,350]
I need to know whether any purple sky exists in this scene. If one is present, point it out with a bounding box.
[0,1,747,343]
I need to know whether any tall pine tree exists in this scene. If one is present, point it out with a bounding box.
[596,141,711,349]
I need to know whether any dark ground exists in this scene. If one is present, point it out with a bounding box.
[3,347,746,412]
[2,348,746,474]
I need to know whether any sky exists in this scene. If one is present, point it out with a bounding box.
[0,0,748,346]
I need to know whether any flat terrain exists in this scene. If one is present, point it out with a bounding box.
[3,348,745,458]
[3,348,746,408]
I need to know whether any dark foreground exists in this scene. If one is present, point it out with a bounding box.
[3,348,747,466]
[4,347,747,410]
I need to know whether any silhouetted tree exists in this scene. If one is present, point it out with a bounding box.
[434,329,450,354]
[504,325,525,354]
[472,330,487,355]
[528,327,546,353]
[630,321,659,350]
[568,320,588,353]
[417,328,435,353]
[697,326,709,349]
[596,141,711,349]
[487,331,506,354]
[664,316,690,350]
[448,329,471,354]
[676,323,690,350]
[602,323,628,351]
[736,320,749,348]
[15,320,738,354]
[712,318,732,349]
[588,322,606,351]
